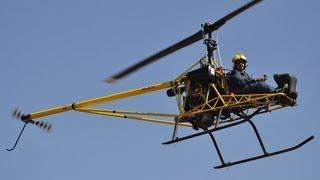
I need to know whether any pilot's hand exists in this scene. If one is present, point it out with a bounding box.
[256,75,267,82]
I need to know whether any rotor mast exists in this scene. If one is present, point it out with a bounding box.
[203,24,218,68]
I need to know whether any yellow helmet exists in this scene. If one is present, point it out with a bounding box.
[232,53,247,64]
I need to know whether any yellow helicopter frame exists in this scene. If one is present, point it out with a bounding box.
[7,0,313,169]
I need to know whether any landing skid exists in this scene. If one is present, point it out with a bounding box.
[163,109,314,169]
[214,136,314,169]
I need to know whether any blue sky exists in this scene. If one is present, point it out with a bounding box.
[1,0,319,179]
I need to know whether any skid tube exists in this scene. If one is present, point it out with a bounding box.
[214,136,314,169]
[162,109,314,169]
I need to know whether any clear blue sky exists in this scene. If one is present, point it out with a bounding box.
[1,0,319,179]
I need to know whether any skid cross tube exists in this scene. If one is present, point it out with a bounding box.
[248,120,268,154]
[208,132,226,165]
[238,112,268,154]
[171,118,179,140]
[163,108,262,145]
[162,119,247,145]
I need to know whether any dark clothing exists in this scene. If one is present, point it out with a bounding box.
[227,69,275,94]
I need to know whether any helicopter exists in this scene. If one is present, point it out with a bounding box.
[7,0,313,169]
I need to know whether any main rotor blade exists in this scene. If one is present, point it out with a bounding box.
[106,0,262,83]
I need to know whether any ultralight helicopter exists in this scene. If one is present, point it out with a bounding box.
[7,0,313,169]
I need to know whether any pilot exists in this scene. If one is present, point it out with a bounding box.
[227,53,276,94]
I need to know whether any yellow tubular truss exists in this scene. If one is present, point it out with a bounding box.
[75,108,191,127]
[75,108,178,117]
[182,92,295,118]
[29,81,174,120]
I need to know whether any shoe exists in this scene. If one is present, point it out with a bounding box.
[275,84,288,93]
[289,92,298,100]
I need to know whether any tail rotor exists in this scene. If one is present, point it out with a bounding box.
[7,109,52,151]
